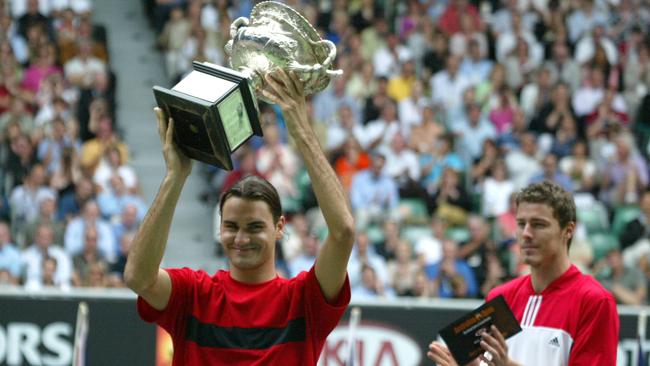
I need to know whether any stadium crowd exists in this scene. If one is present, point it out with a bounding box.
[3,0,650,308]
[0,0,141,290]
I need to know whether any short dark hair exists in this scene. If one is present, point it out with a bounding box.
[516,181,576,230]
[219,175,282,223]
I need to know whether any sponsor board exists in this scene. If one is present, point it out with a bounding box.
[0,294,155,366]
[0,322,72,366]
[320,321,422,366]
[0,293,647,366]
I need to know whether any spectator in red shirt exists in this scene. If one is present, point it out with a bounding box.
[438,0,482,36]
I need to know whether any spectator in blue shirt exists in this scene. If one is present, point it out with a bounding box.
[425,238,478,298]
[0,221,21,284]
[349,152,399,229]
[56,177,95,222]
[529,153,574,192]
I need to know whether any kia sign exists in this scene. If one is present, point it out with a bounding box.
[320,321,422,366]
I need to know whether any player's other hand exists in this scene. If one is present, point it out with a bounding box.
[427,341,480,366]
[479,325,517,366]
[154,107,192,179]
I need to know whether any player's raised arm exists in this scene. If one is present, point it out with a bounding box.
[123,108,193,310]
[262,70,355,302]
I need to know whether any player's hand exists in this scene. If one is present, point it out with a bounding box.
[427,341,481,366]
[155,107,192,179]
[427,341,458,366]
[479,325,511,366]
[427,342,480,366]
[261,69,307,125]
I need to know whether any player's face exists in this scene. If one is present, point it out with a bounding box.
[515,202,570,268]
[220,197,284,278]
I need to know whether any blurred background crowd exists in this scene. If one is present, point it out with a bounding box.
[2,0,650,307]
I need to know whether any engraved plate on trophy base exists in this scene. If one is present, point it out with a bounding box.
[153,61,262,170]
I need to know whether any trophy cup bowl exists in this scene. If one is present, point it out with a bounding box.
[152,1,342,170]
[225,1,343,102]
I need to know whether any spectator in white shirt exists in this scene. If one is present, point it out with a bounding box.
[451,103,497,165]
[64,200,116,262]
[64,39,106,89]
[543,41,582,92]
[325,103,365,153]
[572,66,626,118]
[362,101,402,151]
[430,55,471,118]
[566,0,609,44]
[373,33,412,78]
[287,233,320,278]
[449,12,488,59]
[459,39,493,86]
[505,132,542,189]
[9,164,56,241]
[574,23,619,66]
[495,12,543,66]
[379,133,421,196]
[348,232,390,290]
[481,159,516,217]
[22,223,72,290]
[398,81,429,136]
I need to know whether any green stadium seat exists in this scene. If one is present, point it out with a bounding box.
[611,205,641,238]
[445,227,471,243]
[576,203,610,234]
[398,198,429,225]
[365,224,384,244]
[401,225,433,245]
[588,232,620,262]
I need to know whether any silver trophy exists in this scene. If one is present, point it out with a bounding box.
[153,1,341,170]
[225,1,343,102]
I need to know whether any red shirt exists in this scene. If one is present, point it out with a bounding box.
[438,5,482,36]
[487,265,619,365]
[138,266,350,365]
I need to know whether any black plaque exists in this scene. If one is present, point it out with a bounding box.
[153,61,262,170]
[439,295,522,365]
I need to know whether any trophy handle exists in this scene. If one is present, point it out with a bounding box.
[312,39,340,75]
[290,39,343,83]
[230,17,249,39]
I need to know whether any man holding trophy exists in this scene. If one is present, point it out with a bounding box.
[124,2,355,364]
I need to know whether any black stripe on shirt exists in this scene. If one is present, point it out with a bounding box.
[185,316,306,349]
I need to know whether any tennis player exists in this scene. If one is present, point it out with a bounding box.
[124,70,354,365]
[428,181,619,365]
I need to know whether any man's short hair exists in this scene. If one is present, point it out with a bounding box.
[219,175,282,224]
[515,181,576,230]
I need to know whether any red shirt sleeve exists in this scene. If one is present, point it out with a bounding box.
[569,292,619,365]
[136,267,199,339]
[303,266,351,340]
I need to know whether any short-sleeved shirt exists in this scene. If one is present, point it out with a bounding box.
[138,266,350,365]
[487,265,619,366]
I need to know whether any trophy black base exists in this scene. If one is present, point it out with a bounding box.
[153,61,262,170]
